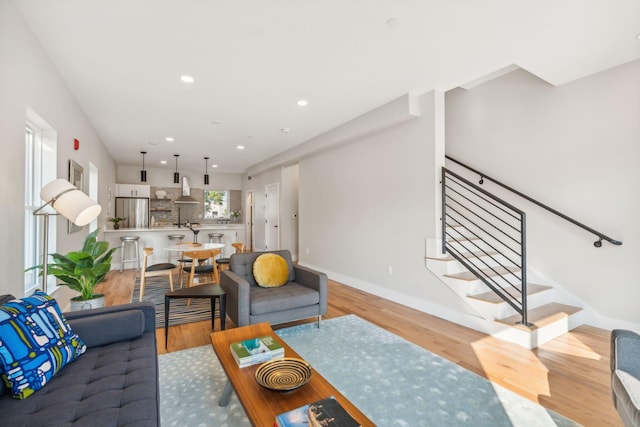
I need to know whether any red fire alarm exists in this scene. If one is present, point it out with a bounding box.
[74,139,79,150]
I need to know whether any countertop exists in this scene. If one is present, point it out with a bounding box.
[104,224,245,233]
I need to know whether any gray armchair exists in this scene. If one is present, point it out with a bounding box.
[611,329,640,427]
[219,250,328,327]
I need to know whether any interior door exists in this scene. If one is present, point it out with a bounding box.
[246,191,254,251]
[265,183,279,250]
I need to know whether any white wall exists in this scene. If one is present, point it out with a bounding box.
[445,60,640,324]
[0,0,116,302]
[280,164,299,259]
[297,92,478,318]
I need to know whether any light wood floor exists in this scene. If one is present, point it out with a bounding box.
[97,269,621,427]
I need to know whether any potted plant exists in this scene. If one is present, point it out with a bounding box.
[230,210,241,223]
[27,229,117,310]
[108,216,125,229]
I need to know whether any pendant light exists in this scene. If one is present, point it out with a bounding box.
[173,154,180,184]
[203,156,210,185]
[140,151,147,182]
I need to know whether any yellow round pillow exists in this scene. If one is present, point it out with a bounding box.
[253,253,289,287]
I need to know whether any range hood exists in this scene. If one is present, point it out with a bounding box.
[174,177,199,204]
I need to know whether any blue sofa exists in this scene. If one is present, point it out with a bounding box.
[611,329,640,427]
[0,295,160,426]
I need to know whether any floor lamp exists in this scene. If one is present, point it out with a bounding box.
[33,179,102,290]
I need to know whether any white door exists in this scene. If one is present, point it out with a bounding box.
[246,191,254,251]
[265,183,279,250]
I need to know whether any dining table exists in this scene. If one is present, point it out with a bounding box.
[165,242,226,253]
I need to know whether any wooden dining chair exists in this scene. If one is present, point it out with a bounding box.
[182,249,221,288]
[139,248,176,301]
[216,242,245,275]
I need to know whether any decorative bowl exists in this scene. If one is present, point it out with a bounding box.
[155,190,166,199]
[255,357,312,391]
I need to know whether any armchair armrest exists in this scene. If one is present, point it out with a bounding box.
[294,265,328,314]
[65,301,156,347]
[612,329,640,376]
[220,269,252,327]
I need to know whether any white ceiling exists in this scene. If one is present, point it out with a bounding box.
[13,0,640,173]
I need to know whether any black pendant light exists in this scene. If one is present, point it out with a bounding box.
[140,151,147,182]
[173,154,180,184]
[204,156,210,185]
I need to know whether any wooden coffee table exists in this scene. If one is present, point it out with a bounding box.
[211,322,375,427]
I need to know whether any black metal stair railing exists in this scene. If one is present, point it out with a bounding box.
[441,167,531,326]
[446,155,622,247]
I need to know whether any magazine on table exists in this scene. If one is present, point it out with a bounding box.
[229,335,284,368]
[275,396,361,427]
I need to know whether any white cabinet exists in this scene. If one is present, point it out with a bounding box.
[116,184,150,198]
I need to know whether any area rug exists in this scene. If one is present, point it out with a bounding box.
[131,276,219,328]
[158,315,581,427]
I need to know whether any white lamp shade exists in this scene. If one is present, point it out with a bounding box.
[40,178,102,226]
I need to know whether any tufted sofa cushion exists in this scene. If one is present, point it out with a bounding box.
[0,296,159,427]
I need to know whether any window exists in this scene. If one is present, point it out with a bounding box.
[204,190,229,218]
[24,110,57,294]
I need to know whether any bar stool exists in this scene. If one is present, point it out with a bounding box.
[208,233,224,244]
[209,233,224,259]
[120,236,140,272]
[167,234,185,263]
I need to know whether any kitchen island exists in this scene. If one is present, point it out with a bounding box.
[104,224,246,270]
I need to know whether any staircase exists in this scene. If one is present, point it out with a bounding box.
[433,160,589,349]
[426,235,584,349]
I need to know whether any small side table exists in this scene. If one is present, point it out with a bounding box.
[164,284,226,348]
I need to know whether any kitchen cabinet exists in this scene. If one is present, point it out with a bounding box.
[116,184,150,198]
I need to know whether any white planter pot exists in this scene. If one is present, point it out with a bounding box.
[70,294,105,311]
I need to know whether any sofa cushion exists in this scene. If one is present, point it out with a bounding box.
[253,253,289,288]
[612,369,640,427]
[250,282,320,315]
[0,292,86,399]
[0,331,159,426]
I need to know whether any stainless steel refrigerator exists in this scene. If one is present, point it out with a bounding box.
[115,197,149,229]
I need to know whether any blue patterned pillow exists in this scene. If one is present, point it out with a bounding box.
[0,291,86,399]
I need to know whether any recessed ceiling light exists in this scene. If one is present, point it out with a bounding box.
[297,99,308,106]
[237,145,245,150]
[212,164,218,168]
[386,18,399,26]
[281,127,291,133]
[180,75,194,83]
[160,160,167,164]
[211,120,222,125]
[148,141,158,146]
[165,137,174,142]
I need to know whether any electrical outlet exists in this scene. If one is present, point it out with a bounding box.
[387,265,393,275]
[306,248,310,255]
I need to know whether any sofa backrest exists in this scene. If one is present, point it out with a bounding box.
[229,250,295,286]
[0,294,14,305]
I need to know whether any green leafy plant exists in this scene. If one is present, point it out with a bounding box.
[27,229,117,301]
[108,217,125,224]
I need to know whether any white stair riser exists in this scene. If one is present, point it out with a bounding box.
[491,310,585,349]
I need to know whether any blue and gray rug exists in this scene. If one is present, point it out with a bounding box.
[158,315,581,426]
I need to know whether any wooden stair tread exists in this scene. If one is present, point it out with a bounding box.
[467,283,552,304]
[445,265,520,281]
[496,302,582,330]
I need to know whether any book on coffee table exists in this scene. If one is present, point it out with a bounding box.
[275,396,361,427]
[230,335,284,368]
